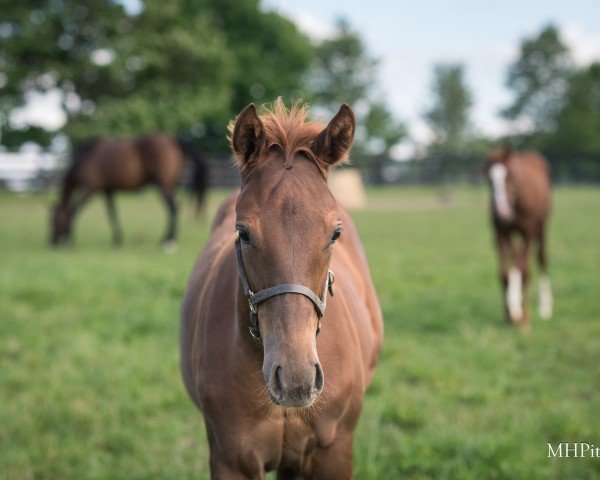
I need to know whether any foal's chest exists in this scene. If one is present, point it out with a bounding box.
[276,411,321,469]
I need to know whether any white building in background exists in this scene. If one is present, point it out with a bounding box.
[0,146,62,192]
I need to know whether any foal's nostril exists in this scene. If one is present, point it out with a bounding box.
[273,365,284,396]
[314,363,324,393]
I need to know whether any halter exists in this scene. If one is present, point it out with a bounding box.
[235,237,335,344]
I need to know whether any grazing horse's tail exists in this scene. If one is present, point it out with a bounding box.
[177,138,209,214]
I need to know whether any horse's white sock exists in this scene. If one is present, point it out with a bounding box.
[539,275,553,319]
[507,267,523,320]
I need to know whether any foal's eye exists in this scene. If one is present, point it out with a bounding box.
[237,228,251,244]
[331,228,342,243]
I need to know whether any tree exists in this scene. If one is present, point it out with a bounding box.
[204,0,314,114]
[502,24,573,133]
[309,18,376,113]
[66,0,235,149]
[362,101,407,155]
[546,62,600,154]
[424,63,473,152]
[0,0,314,152]
[309,18,406,156]
[0,0,129,146]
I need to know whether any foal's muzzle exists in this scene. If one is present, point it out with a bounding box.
[266,360,324,408]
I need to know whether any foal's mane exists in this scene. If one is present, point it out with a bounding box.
[229,99,338,174]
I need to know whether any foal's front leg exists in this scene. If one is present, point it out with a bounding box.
[204,415,274,480]
[512,234,531,329]
[210,456,266,480]
[307,430,355,480]
[537,226,553,319]
[495,233,514,324]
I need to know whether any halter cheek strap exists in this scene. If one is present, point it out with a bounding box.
[235,237,335,344]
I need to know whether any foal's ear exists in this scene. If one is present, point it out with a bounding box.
[231,104,265,168]
[312,104,356,167]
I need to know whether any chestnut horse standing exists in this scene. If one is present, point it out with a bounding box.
[485,144,553,329]
[50,133,208,250]
[180,101,383,478]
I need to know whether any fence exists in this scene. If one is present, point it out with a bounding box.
[351,152,600,186]
[2,151,599,193]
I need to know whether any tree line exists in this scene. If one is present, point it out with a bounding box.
[0,1,402,156]
[426,24,600,157]
[1,3,598,180]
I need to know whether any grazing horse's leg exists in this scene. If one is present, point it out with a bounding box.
[160,187,178,253]
[537,225,553,319]
[104,190,123,246]
[67,187,96,245]
[495,232,514,323]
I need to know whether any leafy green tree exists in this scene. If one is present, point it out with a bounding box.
[546,62,600,154]
[204,0,313,113]
[0,0,314,152]
[67,0,234,149]
[309,18,376,112]
[0,0,129,146]
[362,101,407,155]
[424,63,473,152]
[309,18,406,156]
[502,24,573,133]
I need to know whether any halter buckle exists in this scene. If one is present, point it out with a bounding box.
[327,269,335,297]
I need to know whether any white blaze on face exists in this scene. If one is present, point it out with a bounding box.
[489,163,512,220]
[539,275,553,319]
[507,267,523,320]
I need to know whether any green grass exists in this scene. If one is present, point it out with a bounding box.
[1,186,598,479]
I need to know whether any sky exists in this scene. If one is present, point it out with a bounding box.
[10,0,600,155]
[265,0,600,153]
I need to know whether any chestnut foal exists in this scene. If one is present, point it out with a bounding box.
[485,144,553,329]
[180,100,383,478]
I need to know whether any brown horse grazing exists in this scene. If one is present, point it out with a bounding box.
[50,133,208,250]
[484,144,553,329]
[180,100,383,478]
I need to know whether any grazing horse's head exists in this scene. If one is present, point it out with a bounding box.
[485,143,517,221]
[230,100,355,408]
[50,203,71,245]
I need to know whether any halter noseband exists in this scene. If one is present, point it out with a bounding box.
[235,237,335,344]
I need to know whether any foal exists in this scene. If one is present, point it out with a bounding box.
[180,101,383,478]
[485,144,553,328]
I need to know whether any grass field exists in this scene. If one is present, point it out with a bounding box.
[1,186,599,479]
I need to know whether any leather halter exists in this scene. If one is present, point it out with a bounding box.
[235,237,335,344]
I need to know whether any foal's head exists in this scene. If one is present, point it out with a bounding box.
[485,143,516,221]
[231,100,355,408]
